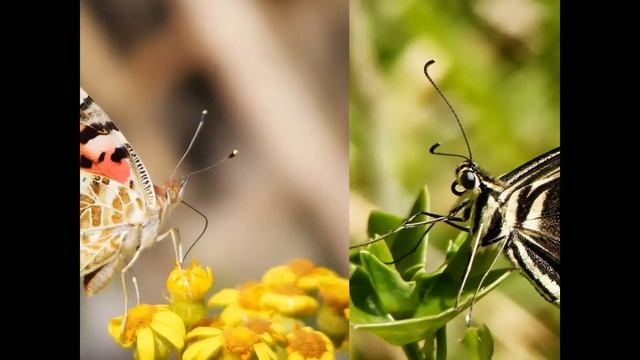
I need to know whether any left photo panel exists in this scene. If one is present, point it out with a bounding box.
[80,1,349,359]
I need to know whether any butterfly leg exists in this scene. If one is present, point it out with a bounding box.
[118,240,147,338]
[465,236,507,326]
[116,271,142,340]
[350,211,467,249]
[132,274,141,305]
[119,269,130,340]
[455,223,484,310]
[154,228,183,267]
[155,228,193,297]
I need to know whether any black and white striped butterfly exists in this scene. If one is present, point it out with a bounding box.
[363,60,560,308]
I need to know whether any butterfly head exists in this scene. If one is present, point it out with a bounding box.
[451,162,481,196]
[156,176,189,212]
[167,176,189,204]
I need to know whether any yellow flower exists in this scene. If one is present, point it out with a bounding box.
[259,287,318,317]
[183,322,278,360]
[108,304,185,360]
[209,283,274,326]
[316,277,348,337]
[167,259,214,328]
[167,259,214,301]
[262,259,339,292]
[286,327,334,360]
[318,278,348,312]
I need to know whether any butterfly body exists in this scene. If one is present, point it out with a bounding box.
[80,88,186,295]
[450,147,560,305]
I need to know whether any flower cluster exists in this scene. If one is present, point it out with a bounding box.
[108,258,348,360]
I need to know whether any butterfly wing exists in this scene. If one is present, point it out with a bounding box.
[80,88,155,294]
[499,147,560,305]
[80,88,156,208]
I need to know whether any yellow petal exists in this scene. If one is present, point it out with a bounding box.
[108,318,131,347]
[219,304,251,325]
[260,293,317,316]
[154,310,186,331]
[208,288,239,307]
[150,321,185,350]
[254,342,278,360]
[182,337,223,360]
[136,327,155,360]
[288,353,304,360]
[195,337,224,360]
[262,266,296,287]
[187,327,223,340]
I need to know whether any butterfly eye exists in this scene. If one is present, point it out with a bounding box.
[459,170,476,190]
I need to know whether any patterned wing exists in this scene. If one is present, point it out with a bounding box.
[499,147,560,190]
[80,172,146,272]
[80,88,156,208]
[500,147,560,305]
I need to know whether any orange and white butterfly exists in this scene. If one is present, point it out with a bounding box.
[80,87,187,299]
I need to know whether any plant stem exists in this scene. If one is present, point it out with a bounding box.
[435,326,447,360]
[403,342,425,360]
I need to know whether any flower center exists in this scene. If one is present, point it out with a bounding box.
[123,304,156,342]
[224,327,259,355]
[289,329,327,358]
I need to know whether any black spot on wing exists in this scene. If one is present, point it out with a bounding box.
[98,152,105,162]
[80,125,99,144]
[79,121,119,144]
[80,95,93,111]
[80,155,93,169]
[111,147,129,163]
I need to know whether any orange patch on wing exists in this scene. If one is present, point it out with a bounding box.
[80,143,131,185]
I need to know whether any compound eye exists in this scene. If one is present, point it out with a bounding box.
[459,170,476,190]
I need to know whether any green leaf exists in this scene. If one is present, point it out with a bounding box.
[389,186,430,280]
[350,187,512,347]
[461,325,494,360]
[360,250,419,315]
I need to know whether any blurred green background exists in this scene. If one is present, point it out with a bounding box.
[349,0,559,359]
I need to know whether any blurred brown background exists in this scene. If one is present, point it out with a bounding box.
[80,1,348,358]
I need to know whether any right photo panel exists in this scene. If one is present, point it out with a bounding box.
[348,0,560,359]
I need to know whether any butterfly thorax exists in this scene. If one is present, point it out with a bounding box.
[140,177,188,248]
[451,161,508,244]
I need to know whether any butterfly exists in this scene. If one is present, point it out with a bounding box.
[422,60,559,307]
[442,144,560,306]
[356,60,560,308]
[80,87,187,297]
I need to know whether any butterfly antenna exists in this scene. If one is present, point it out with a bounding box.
[429,143,470,162]
[183,149,238,178]
[423,60,473,161]
[180,200,209,264]
[170,110,208,180]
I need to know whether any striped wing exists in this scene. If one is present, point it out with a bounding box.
[500,147,560,305]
